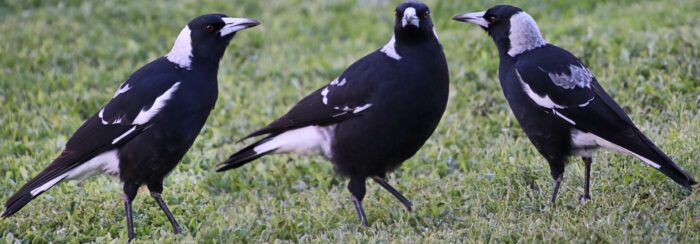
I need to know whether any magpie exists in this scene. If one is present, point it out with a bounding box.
[2,14,259,240]
[217,2,448,226]
[453,5,696,204]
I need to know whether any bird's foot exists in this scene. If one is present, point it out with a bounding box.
[579,194,591,203]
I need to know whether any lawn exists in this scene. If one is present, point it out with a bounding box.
[1,0,699,242]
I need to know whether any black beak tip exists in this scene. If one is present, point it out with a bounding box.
[452,15,467,22]
[246,19,261,28]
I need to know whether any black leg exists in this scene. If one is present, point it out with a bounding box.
[348,177,368,227]
[150,192,182,234]
[372,176,413,211]
[550,174,564,205]
[580,157,593,203]
[123,183,139,242]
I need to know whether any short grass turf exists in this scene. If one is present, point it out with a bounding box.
[1,0,699,242]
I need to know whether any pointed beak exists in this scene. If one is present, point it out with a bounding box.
[401,7,420,27]
[220,17,260,36]
[453,11,488,28]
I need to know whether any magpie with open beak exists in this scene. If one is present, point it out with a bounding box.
[2,14,259,240]
[453,5,695,204]
[218,2,448,226]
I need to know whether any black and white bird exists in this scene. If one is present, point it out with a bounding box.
[453,5,695,204]
[217,2,448,226]
[2,14,259,240]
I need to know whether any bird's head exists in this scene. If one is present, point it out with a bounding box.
[453,5,546,57]
[167,13,260,69]
[393,2,437,43]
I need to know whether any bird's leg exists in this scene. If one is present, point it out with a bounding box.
[550,174,564,205]
[150,192,182,234]
[148,182,182,234]
[580,157,593,203]
[348,177,368,227]
[372,176,413,211]
[123,183,139,242]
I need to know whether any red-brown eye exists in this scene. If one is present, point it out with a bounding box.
[205,25,216,32]
[489,16,497,23]
[423,11,430,18]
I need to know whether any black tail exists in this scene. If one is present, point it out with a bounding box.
[619,128,696,189]
[217,136,275,172]
[3,165,70,217]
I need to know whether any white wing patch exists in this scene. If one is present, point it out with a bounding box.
[516,70,566,109]
[133,82,181,125]
[166,26,193,70]
[322,77,372,114]
[321,87,330,105]
[543,64,593,89]
[112,126,136,144]
[254,125,336,159]
[570,129,661,168]
[113,83,132,98]
[578,97,595,107]
[30,150,120,196]
[352,104,372,113]
[380,35,402,60]
[553,110,576,125]
[507,12,547,57]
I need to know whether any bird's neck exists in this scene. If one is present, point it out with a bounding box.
[504,12,547,57]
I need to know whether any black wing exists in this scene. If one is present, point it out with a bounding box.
[515,44,635,131]
[3,59,183,216]
[242,51,394,139]
[515,45,695,187]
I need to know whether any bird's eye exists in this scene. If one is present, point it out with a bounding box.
[395,11,401,17]
[205,25,216,32]
[423,11,430,18]
[489,16,497,23]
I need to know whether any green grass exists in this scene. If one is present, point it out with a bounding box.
[1,0,699,242]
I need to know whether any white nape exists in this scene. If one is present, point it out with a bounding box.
[254,125,335,159]
[133,82,181,125]
[507,12,547,57]
[166,26,193,69]
[516,70,566,109]
[30,150,120,196]
[544,64,593,89]
[432,27,440,41]
[380,35,402,60]
[571,129,661,168]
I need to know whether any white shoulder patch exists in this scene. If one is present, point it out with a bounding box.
[380,35,402,60]
[516,70,566,109]
[133,82,181,124]
[508,12,547,57]
[166,26,193,69]
[544,64,593,89]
